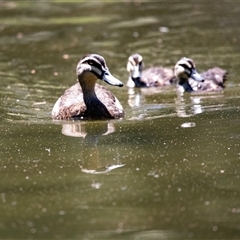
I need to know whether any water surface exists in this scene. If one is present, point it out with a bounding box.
[0,1,240,239]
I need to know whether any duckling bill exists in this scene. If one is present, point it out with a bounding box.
[52,54,124,120]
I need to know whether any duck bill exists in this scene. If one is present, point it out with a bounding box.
[102,70,124,87]
[191,69,204,82]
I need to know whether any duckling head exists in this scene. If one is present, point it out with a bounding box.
[174,57,204,92]
[77,54,123,88]
[127,53,146,87]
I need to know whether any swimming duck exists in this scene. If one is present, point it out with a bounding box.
[52,54,124,120]
[174,57,227,93]
[127,53,176,88]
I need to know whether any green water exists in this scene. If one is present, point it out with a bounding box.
[0,1,240,239]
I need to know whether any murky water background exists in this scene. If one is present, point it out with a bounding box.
[0,1,240,239]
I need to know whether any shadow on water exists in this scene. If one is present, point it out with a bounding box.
[0,1,240,239]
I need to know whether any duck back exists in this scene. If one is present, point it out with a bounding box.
[142,67,175,87]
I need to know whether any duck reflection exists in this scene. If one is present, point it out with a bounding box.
[127,83,204,121]
[175,90,226,119]
[61,121,125,174]
[175,93,203,118]
[127,86,173,108]
[127,87,143,107]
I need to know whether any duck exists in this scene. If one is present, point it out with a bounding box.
[52,54,124,120]
[174,57,228,93]
[127,53,176,88]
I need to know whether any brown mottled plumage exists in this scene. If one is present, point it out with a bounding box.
[196,67,228,91]
[52,54,124,120]
[127,53,175,88]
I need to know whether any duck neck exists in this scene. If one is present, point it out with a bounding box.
[78,72,112,119]
[178,78,193,92]
[131,76,147,87]
[78,72,98,102]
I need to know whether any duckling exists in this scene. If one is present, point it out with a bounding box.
[174,57,227,93]
[127,53,176,88]
[52,54,124,120]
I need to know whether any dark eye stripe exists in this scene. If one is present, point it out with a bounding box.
[80,54,108,77]
[179,63,193,76]
[94,55,106,68]
[82,58,102,71]
[88,60,102,70]
[179,63,192,71]
[187,60,194,69]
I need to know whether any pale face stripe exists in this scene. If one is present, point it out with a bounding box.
[80,55,105,77]
[91,65,102,77]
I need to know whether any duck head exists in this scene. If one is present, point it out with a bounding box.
[77,54,123,87]
[127,53,146,87]
[174,57,204,92]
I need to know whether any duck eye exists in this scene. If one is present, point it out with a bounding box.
[179,64,192,75]
[88,60,94,65]
[179,64,188,69]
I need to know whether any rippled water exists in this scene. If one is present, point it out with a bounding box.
[0,1,240,239]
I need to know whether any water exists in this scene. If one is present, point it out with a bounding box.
[0,1,240,239]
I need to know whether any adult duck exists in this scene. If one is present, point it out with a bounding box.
[174,57,227,93]
[126,53,176,88]
[52,54,124,120]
